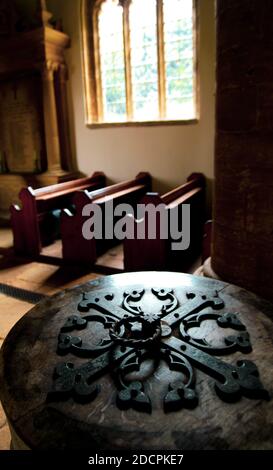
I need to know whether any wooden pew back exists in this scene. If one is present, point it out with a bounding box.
[10,172,106,257]
[124,173,206,271]
[61,172,151,264]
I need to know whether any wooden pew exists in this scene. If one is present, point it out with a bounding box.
[10,172,106,257]
[123,173,206,271]
[61,172,151,264]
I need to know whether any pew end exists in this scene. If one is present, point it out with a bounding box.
[124,192,168,271]
[10,173,105,258]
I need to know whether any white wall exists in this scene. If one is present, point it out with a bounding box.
[48,0,216,200]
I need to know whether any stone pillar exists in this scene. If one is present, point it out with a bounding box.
[57,64,73,171]
[212,0,273,301]
[42,61,65,176]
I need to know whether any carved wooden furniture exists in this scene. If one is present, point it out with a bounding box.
[61,172,151,264]
[0,0,77,222]
[124,173,206,272]
[0,272,272,450]
[10,172,106,257]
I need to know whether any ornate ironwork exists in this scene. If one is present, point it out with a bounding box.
[49,287,269,412]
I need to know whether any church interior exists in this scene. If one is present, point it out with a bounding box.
[0,0,272,452]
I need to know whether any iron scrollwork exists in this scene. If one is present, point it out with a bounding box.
[49,287,269,412]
